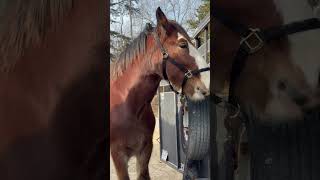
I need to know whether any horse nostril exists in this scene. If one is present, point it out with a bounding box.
[203,91,209,96]
[293,96,308,106]
[195,86,209,96]
[201,89,209,96]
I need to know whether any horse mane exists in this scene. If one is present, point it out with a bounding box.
[110,29,148,79]
[0,0,74,72]
[110,21,191,79]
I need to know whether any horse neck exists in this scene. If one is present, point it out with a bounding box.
[111,52,162,111]
[8,0,104,111]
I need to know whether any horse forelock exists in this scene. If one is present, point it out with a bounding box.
[0,0,74,72]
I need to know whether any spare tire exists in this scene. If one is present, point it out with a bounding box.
[179,97,210,160]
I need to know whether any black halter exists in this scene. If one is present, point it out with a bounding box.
[212,7,320,108]
[147,23,210,95]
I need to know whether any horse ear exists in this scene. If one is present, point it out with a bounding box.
[156,7,168,28]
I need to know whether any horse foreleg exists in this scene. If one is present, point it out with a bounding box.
[136,139,152,180]
[111,148,130,180]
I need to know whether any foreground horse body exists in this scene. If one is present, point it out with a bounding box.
[0,1,106,179]
[213,0,320,123]
[110,8,209,180]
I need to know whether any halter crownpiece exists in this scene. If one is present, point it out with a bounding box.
[148,23,210,96]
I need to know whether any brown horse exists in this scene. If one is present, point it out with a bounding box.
[110,7,210,180]
[213,0,320,123]
[0,1,106,180]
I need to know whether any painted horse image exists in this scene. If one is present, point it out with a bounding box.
[110,7,210,180]
[0,1,106,180]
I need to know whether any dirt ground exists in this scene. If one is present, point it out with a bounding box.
[110,118,183,180]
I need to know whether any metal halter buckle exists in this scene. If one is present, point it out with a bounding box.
[180,94,186,105]
[163,52,169,59]
[240,28,264,54]
[185,70,193,78]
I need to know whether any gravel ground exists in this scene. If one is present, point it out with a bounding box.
[110,118,183,180]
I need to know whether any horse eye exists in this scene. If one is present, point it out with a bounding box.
[179,42,188,48]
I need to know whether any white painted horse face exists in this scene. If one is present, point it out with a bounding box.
[260,0,320,122]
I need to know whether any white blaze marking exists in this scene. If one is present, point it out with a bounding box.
[178,33,210,90]
[189,43,210,89]
[177,33,185,40]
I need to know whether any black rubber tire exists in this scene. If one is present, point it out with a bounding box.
[180,97,210,160]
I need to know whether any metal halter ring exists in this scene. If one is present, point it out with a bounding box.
[185,70,193,78]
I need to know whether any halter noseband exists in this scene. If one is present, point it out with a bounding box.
[146,23,210,96]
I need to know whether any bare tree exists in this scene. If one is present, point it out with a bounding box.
[128,0,133,38]
[135,0,201,34]
[110,0,204,61]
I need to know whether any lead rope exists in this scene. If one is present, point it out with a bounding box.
[180,96,197,180]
